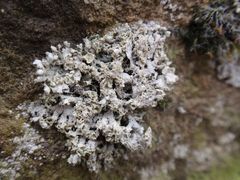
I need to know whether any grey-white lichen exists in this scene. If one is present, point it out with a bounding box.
[217,48,240,88]
[0,123,43,180]
[25,21,178,172]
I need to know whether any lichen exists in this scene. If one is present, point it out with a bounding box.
[217,47,240,88]
[0,123,43,179]
[23,21,178,172]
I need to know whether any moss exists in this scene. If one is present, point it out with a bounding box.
[16,152,144,180]
[191,128,208,149]
[0,48,38,106]
[151,172,171,180]
[0,116,25,139]
[157,97,172,111]
[17,160,91,180]
[185,0,240,55]
[0,97,25,156]
[225,109,240,125]
[188,155,240,180]
[166,41,184,62]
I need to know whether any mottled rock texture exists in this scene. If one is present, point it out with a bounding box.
[0,0,240,179]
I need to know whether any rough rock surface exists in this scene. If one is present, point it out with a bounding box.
[0,0,240,179]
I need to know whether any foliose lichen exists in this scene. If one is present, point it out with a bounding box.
[25,21,178,172]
